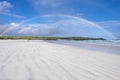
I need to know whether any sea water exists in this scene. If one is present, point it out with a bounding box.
[48,40,120,54]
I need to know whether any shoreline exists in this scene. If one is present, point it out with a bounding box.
[47,40,120,54]
[0,40,120,54]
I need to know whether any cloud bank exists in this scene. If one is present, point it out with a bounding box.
[1,15,116,39]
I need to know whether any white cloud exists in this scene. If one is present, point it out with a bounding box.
[0,22,20,35]
[10,22,19,27]
[29,0,76,14]
[31,0,63,8]
[18,27,37,34]
[0,1,12,12]
[0,1,25,19]
[0,12,25,18]
[13,23,60,36]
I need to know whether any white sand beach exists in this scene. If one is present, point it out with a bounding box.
[0,40,120,80]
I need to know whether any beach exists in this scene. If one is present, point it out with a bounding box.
[0,40,120,80]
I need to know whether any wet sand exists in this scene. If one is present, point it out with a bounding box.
[0,40,120,80]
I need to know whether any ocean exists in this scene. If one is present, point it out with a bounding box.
[47,40,120,54]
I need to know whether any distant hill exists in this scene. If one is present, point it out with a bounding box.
[0,36,105,40]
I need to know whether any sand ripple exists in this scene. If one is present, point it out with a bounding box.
[0,40,120,80]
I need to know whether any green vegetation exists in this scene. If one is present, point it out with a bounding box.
[0,36,105,40]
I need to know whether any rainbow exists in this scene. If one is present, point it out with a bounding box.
[0,14,116,39]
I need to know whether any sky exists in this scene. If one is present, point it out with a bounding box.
[0,0,120,39]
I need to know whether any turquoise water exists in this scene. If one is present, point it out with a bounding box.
[71,40,120,46]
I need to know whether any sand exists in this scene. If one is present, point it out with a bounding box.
[0,40,120,80]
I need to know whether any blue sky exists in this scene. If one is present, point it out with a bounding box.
[0,0,120,39]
